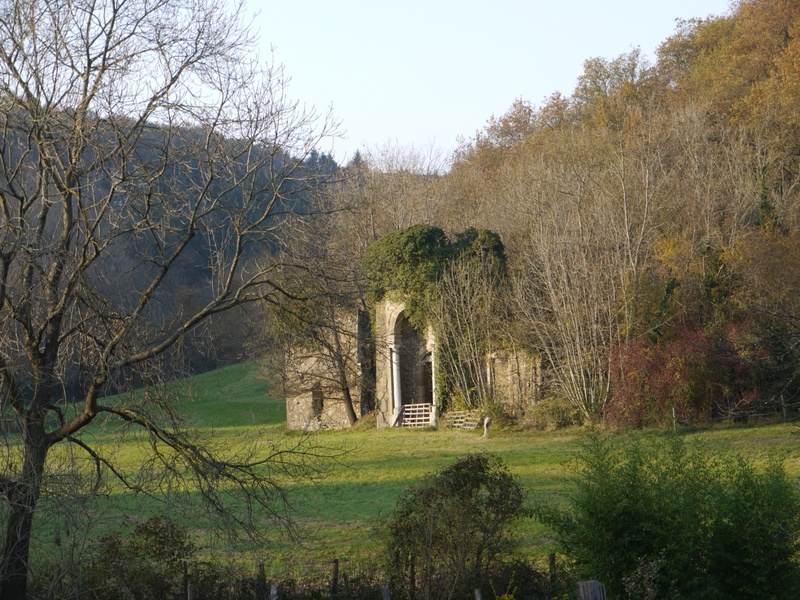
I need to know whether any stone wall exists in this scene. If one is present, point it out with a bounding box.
[488,348,541,416]
[286,377,363,431]
[284,311,365,430]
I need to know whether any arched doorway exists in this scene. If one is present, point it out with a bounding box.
[390,311,435,425]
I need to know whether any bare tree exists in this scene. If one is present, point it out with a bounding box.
[268,208,368,427]
[514,213,622,422]
[508,128,624,422]
[428,255,504,408]
[356,142,447,234]
[0,0,339,596]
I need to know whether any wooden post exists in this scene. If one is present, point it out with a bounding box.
[186,583,196,600]
[672,406,677,431]
[182,561,188,600]
[474,589,483,600]
[270,583,278,600]
[257,562,267,600]
[781,394,788,422]
[409,555,416,600]
[382,586,392,600]
[331,558,339,596]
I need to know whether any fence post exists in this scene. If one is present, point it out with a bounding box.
[183,561,188,600]
[331,558,339,596]
[409,555,415,600]
[270,583,278,600]
[382,586,392,600]
[474,589,483,600]
[257,562,267,600]
[782,394,788,422]
[186,583,196,600]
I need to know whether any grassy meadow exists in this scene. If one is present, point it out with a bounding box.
[34,362,800,580]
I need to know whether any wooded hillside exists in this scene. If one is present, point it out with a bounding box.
[288,0,800,427]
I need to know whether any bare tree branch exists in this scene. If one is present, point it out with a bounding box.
[0,0,340,595]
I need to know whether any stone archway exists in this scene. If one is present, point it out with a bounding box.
[376,299,436,427]
[392,311,433,419]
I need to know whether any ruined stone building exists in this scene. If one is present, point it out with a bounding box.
[284,298,540,430]
[283,310,371,430]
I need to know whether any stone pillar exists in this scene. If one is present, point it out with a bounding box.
[391,344,402,425]
[428,327,437,427]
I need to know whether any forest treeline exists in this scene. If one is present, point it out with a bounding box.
[279,0,800,427]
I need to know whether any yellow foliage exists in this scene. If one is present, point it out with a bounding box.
[653,237,697,277]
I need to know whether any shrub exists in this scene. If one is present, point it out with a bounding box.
[85,515,197,599]
[538,435,800,599]
[608,326,763,428]
[524,397,583,430]
[481,401,517,429]
[384,454,527,600]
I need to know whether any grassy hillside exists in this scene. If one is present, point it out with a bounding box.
[272,422,800,577]
[174,361,286,427]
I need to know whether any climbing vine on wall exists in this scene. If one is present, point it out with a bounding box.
[363,225,508,408]
[362,225,506,329]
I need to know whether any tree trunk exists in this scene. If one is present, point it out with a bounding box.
[339,365,358,426]
[0,431,48,600]
[328,314,359,427]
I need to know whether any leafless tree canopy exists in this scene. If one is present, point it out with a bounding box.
[0,0,338,596]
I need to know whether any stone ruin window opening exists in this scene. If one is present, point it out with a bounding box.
[311,382,324,418]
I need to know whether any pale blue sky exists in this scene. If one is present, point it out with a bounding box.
[246,1,733,164]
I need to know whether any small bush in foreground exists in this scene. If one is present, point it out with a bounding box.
[82,516,248,600]
[538,435,800,600]
[385,454,528,600]
[85,516,195,599]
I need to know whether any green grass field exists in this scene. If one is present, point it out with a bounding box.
[164,361,287,427]
[31,362,800,579]
[274,422,800,576]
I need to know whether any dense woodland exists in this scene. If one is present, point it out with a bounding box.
[278,0,800,428]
